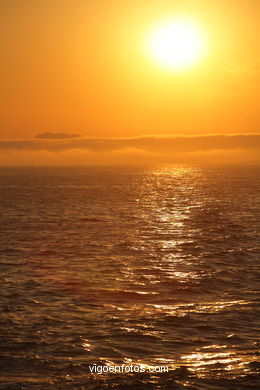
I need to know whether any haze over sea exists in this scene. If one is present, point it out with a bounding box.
[0,165,259,389]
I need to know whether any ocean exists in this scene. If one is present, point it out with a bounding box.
[0,165,259,389]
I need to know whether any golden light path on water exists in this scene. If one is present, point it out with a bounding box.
[98,299,257,378]
[12,165,259,387]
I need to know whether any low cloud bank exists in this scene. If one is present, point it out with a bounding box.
[1,134,260,154]
[0,134,259,165]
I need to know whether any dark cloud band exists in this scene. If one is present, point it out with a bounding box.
[0,134,259,154]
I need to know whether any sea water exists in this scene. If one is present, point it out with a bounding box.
[0,165,259,389]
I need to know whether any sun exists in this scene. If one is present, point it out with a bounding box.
[146,18,206,70]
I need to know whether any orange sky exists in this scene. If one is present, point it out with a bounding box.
[0,0,259,164]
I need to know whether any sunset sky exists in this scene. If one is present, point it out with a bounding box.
[0,0,259,165]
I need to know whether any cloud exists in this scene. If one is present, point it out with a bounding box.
[35,132,82,139]
[0,134,259,154]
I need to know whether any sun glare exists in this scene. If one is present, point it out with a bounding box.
[146,18,206,70]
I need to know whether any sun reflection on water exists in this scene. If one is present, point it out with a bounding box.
[7,165,259,385]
